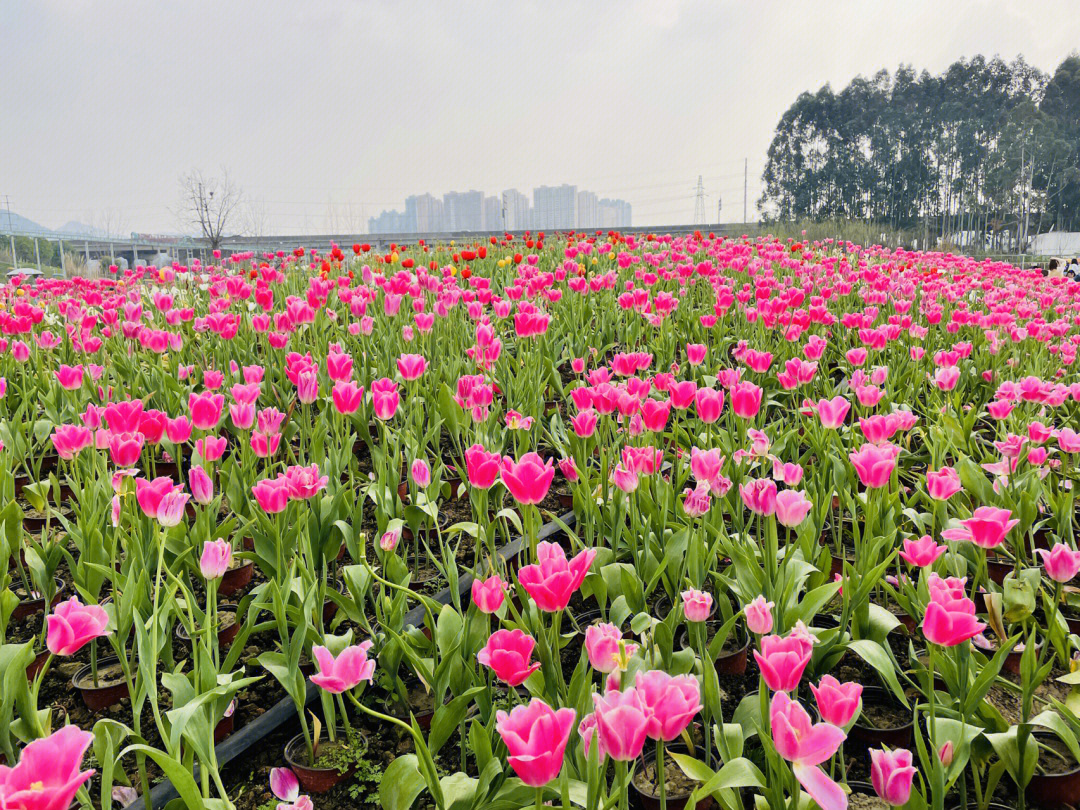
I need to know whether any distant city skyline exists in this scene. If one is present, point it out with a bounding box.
[368,184,631,235]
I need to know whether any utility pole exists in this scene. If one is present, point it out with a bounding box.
[743,159,748,224]
[4,196,16,269]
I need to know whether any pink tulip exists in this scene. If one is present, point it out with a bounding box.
[283,464,328,500]
[669,380,697,409]
[156,489,189,527]
[252,477,290,513]
[754,632,813,692]
[694,387,724,423]
[926,467,962,500]
[1058,428,1080,453]
[849,443,898,488]
[104,400,144,434]
[690,447,724,485]
[108,431,144,467]
[270,767,303,806]
[195,434,227,462]
[730,381,762,419]
[814,396,850,429]
[775,489,812,527]
[681,589,713,622]
[165,415,193,443]
[770,691,847,810]
[635,670,702,741]
[898,535,946,567]
[496,699,576,786]
[332,381,364,414]
[396,353,428,381]
[51,424,92,460]
[682,484,712,517]
[379,527,401,551]
[200,539,232,580]
[0,725,95,810]
[12,339,30,362]
[251,431,281,458]
[135,476,178,518]
[518,541,596,612]
[934,366,960,391]
[870,747,916,806]
[745,595,775,635]
[229,401,255,430]
[46,596,110,656]
[370,377,400,420]
[54,364,85,390]
[501,452,555,505]
[941,506,1019,549]
[190,465,214,505]
[310,641,376,693]
[465,444,501,489]
[592,688,649,761]
[409,458,431,488]
[584,623,638,673]
[570,409,598,438]
[326,351,353,382]
[922,600,985,647]
[809,675,863,727]
[739,478,777,516]
[987,399,1014,420]
[471,575,506,614]
[295,371,319,405]
[188,392,225,430]
[686,343,707,366]
[1038,543,1080,583]
[478,629,541,686]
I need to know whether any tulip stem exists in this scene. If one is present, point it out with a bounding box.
[536,786,544,810]
[656,740,667,810]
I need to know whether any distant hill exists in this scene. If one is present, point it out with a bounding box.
[0,211,52,235]
[56,221,108,238]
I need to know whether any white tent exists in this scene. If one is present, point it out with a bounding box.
[1028,232,1080,257]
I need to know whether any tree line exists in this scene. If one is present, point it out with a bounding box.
[759,54,1080,250]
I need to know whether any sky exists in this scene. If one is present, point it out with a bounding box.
[2,0,1079,236]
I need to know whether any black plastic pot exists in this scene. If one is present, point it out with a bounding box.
[848,686,913,750]
[631,743,715,810]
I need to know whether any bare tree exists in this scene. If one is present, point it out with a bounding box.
[241,198,271,239]
[177,168,241,250]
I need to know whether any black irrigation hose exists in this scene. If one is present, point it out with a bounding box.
[128,508,578,810]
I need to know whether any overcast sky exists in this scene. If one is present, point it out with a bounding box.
[2,0,1079,235]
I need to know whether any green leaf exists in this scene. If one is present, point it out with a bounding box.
[381,754,426,810]
[848,639,908,706]
[119,744,208,810]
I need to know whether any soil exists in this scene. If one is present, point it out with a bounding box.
[633,753,701,798]
[1038,734,1080,775]
[72,659,127,689]
[849,791,890,810]
[858,699,910,730]
[985,667,1072,726]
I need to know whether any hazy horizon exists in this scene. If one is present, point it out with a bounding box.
[3,0,1079,236]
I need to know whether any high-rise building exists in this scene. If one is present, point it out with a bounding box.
[405,193,444,233]
[368,209,407,234]
[599,198,632,229]
[443,190,483,231]
[533,184,577,230]
[502,189,530,231]
[483,196,503,231]
[576,190,599,229]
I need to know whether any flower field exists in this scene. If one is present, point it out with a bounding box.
[2,231,1080,810]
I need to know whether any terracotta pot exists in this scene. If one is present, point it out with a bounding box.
[283,729,363,793]
[631,743,715,810]
[1027,730,1080,807]
[213,701,237,744]
[217,559,254,597]
[848,686,913,750]
[25,649,49,680]
[176,605,240,647]
[73,657,130,711]
[676,622,750,676]
[11,577,65,622]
